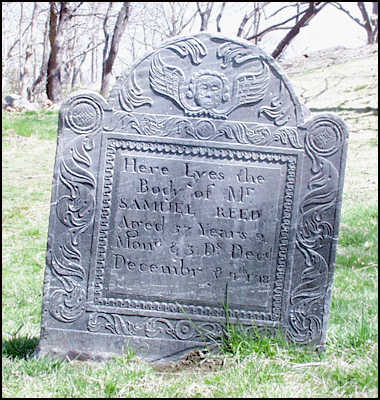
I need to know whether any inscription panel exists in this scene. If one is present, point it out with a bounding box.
[90,136,300,323]
[36,32,348,363]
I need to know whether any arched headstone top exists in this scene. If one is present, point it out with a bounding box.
[107,33,305,144]
[37,32,349,363]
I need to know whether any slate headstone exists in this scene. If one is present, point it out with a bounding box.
[35,33,348,363]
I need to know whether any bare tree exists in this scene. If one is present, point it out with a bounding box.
[101,2,131,98]
[236,2,270,43]
[2,1,377,105]
[216,2,226,32]
[122,2,197,64]
[29,15,50,101]
[3,3,36,97]
[196,2,214,31]
[330,2,378,44]
[21,3,39,100]
[3,2,100,102]
[271,2,329,59]
[160,2,198,38]
[241,2,329,59]
[46,2,83,103]
[237,6,257,38]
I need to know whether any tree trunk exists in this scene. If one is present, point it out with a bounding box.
[237,8,256,38]
[30,16,50,101]
[373,1,378,42]
[47,3,62,102]
[216,2,226,32]
[23,3,39,101]
[196,2,213,32]
[18,3,24,96]
[271,2,327,59]
[46,2,76,103]
[100,2,131,98]
[357,2,376,44]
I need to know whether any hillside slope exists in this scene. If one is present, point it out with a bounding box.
[281,44,378,211]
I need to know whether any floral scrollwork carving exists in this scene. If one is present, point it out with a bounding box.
[88,313,224,342]
[211,37,262,69]
[114,71,153,113]
[104,111,302,149]
[48,136,96,323]
[288,115,346,343]
[259,96,290,126]
[165,37,208,65]
[218,123,302,147]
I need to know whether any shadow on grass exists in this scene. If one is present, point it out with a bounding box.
[309,106,378,114]
[2,336,39,360]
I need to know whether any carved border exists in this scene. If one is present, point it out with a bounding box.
[88,313,224,343]
[93,141,116,308]
[104,113,303,149]
[91,137,299,324]
[42,92,108,327]
[288,115,347,344]
[86,311,281,343]
[47,135,96,323]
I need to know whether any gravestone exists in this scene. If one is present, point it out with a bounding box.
[35,33,348,363]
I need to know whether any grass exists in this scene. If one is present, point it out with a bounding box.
[336,205,378,269]
[2,110,58,140]
[2,51,378,397]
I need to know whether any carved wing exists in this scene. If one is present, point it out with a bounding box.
[231,61,270,111]
[149,53,185,109]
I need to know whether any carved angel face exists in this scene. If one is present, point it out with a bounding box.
[194,74,225,110]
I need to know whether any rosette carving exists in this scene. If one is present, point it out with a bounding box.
[65,96,103,134]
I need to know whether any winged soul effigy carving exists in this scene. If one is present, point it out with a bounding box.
[36,33,348,363]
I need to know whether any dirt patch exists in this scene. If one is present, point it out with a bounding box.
[152,350,226,374]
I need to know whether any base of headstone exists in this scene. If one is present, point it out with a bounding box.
[34,328,214,363]
[36,32,348,363]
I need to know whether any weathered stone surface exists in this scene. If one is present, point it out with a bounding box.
[35,33,348,363]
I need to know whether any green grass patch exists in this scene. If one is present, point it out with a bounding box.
[337,204,378,269]
[354,84,368,91]
[368,136,378,147]
[2,110,58,140]
[3,335,39,360]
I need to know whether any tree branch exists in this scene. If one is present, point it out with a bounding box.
[216,2,226,32]
[271,2,328,59]
[237,8,256,37]
[64,41,105,68]
[246,7,309,41]
[357,1,373,30]
[328,2,366,28]
[196,2,213,31]
[267,3,303,19]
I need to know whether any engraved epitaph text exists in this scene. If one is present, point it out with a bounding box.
[36,33,348,363]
